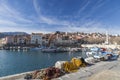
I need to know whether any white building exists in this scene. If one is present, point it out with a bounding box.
[31,33,43,46]
[0,36,14,45]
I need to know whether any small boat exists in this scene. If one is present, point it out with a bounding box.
[30,47,42,51]
[41,48,57,53]
[41,47,68,53]
[86,47,119,61]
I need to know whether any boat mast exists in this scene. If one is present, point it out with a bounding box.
[105,31,109,44]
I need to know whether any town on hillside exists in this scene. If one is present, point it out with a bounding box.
[0,31,120,50]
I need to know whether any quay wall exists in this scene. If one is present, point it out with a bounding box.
[0,71,33,80]
[81,44,120,49]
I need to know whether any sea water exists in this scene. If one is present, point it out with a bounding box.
[0,50,85,77]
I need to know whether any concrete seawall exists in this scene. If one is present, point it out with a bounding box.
[0,71,33,80]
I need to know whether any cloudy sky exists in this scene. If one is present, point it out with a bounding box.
[0,0,120,34]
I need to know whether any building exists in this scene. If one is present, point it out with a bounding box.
[31,33,43,46]
[15,35,31,45]
[0,36,14,45]
[0,35,31,46]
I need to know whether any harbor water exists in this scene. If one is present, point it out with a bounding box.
[0,50,85,77]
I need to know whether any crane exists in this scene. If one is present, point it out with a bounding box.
[48,31,60,47]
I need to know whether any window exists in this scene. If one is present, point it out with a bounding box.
[32,40,34,42]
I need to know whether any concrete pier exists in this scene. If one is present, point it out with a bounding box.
[0,71,33,80]
[53,58,120,80]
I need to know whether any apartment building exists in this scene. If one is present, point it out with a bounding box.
[31,33,43,46]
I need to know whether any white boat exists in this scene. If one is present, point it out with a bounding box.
[30,47,42,51]
[86,47,119,60]
[41,47,68,53]
[41,48,57,53]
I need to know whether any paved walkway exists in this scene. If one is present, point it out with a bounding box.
[53,57,120,80]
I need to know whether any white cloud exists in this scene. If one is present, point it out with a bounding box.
[0,0,119,34]
[57,21,106,33]
[78,0,90,14]
[33,0,57,25]
[0,26,49,34]
[54,20,120,34]
[0,20,17,26]
[0,0,33,25]
[77,0,108,21]
[33,0,72,25]
[0,22,117,34]
[0,27,25,32]
[32,0,120,34]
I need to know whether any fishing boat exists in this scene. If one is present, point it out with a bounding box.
[41,48,57,53]
[86,47,119,61]
[41,47,69,53]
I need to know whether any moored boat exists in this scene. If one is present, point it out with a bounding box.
[86,47,119,61]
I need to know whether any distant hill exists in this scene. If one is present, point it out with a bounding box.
[0,32,29,38]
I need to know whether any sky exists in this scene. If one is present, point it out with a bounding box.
[0,0,120,34]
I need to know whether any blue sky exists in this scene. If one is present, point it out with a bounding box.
[0,0,120,34]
